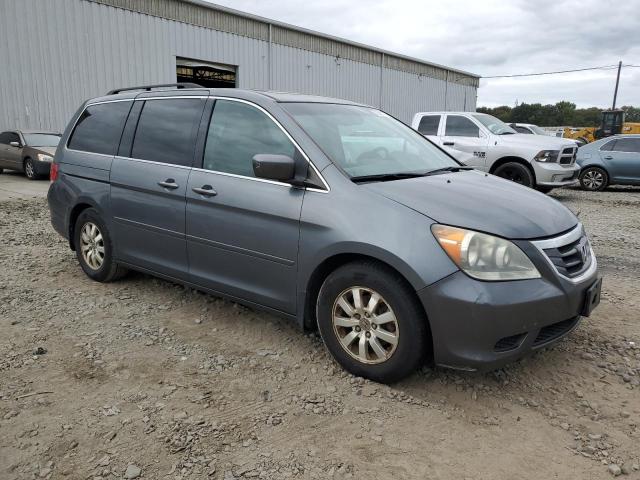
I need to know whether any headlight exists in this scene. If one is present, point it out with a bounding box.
[432,225,541,281]
[37,153,54,162]
[534,150,559,162]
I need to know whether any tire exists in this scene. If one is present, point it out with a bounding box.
[74,208,128,282]
[316,260,429,384]
[24,158,39,180]
[0,168,3,174]
[536,186,554,194]
[576,138,588,147]
[493,162,534,188]
[579,166,608,191]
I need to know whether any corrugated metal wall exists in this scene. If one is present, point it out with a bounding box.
[0,0,477,132]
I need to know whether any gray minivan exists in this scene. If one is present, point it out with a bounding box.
[48,85,601,383]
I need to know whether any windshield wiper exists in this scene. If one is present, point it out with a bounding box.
[351,172,430,183]
[423,166,474,176]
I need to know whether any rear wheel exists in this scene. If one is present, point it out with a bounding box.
[536,186,554,194]
[579,166,608,191]
[493,162,534,188]
[74,208,127,282]
[24,158,39,180]
[316,260,429,383]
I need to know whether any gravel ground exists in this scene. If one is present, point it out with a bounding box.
[1,186,639,479]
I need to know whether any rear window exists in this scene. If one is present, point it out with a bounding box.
[417,115,440,135]
[131,98,204,166]
[68,102,132,155]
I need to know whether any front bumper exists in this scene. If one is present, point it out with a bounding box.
[533,161,580,187]
[418,249,599,371]
[33,157,53,176]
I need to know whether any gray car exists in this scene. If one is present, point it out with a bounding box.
[47,85,602,383]
[0,130,61,179]
[577,135,640,191]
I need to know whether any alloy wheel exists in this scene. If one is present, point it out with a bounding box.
[332,286,399,364]
[25,160,35,179]
[80,222,105,270]
[581,169,604,190]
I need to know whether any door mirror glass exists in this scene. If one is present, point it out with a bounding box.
[9,141,20,147]
[252,154,295,182]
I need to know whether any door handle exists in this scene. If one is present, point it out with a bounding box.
[603,156,613,160]
[443,141,455,146]
[192,185,217,197]
[158,179,179,189]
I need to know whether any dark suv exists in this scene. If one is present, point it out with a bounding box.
[48,85,601,383]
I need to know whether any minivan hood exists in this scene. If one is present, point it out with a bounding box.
[497,133,576,150]
[363,170,577,239]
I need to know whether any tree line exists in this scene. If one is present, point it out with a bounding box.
[476,102,640,127]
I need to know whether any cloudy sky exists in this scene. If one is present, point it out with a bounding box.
[210,0,640,108]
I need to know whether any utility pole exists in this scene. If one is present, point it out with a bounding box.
[612,60,622,109]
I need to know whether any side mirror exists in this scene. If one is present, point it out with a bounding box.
[9,141,21,148]
[252,154,295,182]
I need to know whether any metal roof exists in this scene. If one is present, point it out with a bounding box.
[87,0,479,85]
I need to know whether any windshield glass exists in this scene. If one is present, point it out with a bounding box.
[472,114,516,135]
[282,103,457,178]
[24,133,61,147]
[528,125,547,135]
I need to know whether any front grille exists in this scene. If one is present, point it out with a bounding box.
[494,333,526,352]
[533,317,579,346]
[542,234,591,278]
[559,146,576,165]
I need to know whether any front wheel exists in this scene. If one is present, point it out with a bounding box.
[74,208,128,282]
[579,166,608,191]
[493,162,534,188]
[24,158,39,180]
[316,261,430,383]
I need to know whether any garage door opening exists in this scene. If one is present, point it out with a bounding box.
[176,58,236,88]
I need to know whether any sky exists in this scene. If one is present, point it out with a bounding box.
[208,0,640,108]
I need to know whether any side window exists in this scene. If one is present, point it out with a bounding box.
[417,115,440,136]
[0,132,9,144]
[203,100,295,177]
[600,140,616,151]
[612,138,640,153]
[131,98,204,166]
[68,102,132,155]
[445,116,480,137]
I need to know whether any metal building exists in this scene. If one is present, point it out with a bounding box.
[0,0,479,132]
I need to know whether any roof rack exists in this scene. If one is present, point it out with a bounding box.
[106,83,204,95]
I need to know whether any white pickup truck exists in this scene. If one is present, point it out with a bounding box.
[411,112,580,191]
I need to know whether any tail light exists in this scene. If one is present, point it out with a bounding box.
[50,162,59,182]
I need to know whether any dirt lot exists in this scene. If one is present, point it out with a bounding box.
[1,179,639,480]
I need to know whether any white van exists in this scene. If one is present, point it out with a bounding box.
[411,112,580,191]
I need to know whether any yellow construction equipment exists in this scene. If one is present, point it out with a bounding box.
[563,109,640,145]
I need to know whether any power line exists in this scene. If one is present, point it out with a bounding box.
[482,64,623,79]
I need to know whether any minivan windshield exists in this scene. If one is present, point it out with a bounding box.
[472,114,517,135]
[24,133,61,147]
[282,103,458,179]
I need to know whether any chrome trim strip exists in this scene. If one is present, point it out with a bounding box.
[531,224,598,284]
[86,98,136,106]
[114,155,192,170]
[191,167,290,187]
[532,224,583,249]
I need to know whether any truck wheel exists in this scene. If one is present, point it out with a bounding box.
[579,167,608,191]
[493,162,534,188]
[74,208,128,282]
[316,260,429,384]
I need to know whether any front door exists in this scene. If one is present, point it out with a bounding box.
[602,137,640,183]
[439,115,489,170]
[110,97,206,278]
[186,99,304,313]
